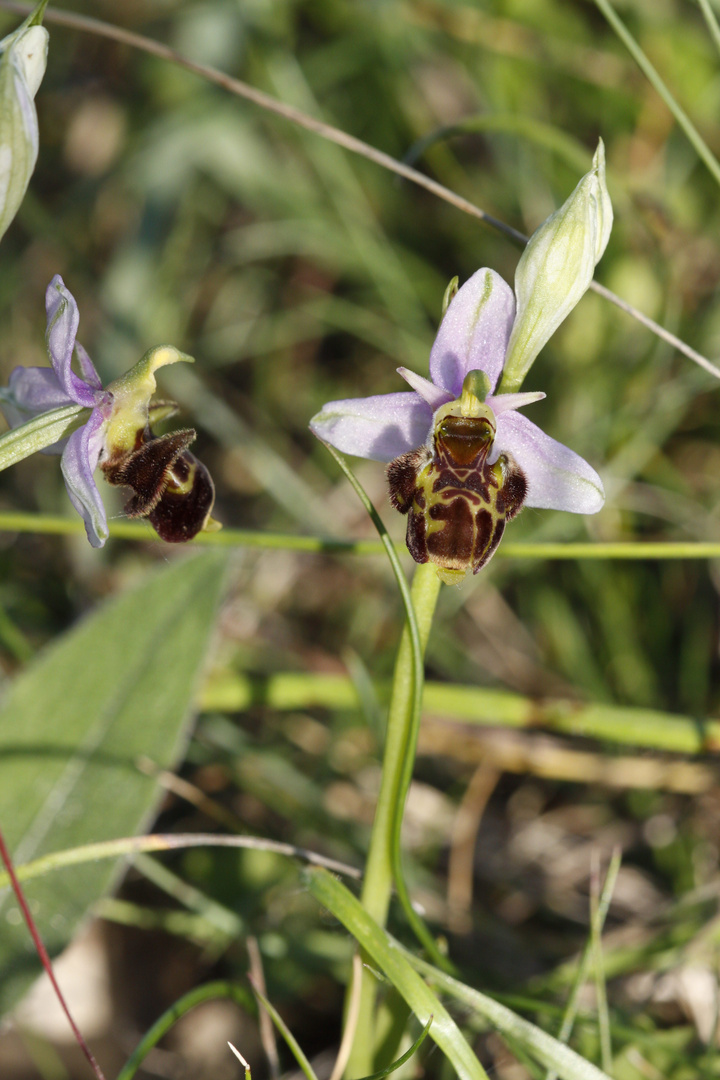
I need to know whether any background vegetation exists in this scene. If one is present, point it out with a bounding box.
[1,0,720,1077]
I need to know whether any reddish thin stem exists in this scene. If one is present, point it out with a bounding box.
[0,827,107,1080]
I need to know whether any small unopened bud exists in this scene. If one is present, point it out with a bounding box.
[0,22,48,242]
[500,140,613,393]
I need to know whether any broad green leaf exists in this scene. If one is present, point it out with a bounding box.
[305,867,490,1080]
[0,552,227,1015]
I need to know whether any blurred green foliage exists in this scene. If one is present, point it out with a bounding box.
[1,0,720,1077]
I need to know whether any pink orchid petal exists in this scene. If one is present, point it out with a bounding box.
[492,410,604,514]
[75,342,104,391]
[45,275,100,408]
[2,365,70,426]
[487,391,546,415]
[60,409,109,547]
[429,268,515,397]
[396,367,453,410]
[310,391,432,462]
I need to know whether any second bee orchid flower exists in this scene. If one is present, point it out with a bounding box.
[0,276,219,547]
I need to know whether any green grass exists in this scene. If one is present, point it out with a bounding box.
[1,0,720,1077]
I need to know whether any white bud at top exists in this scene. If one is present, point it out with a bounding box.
[0,21,48,243]
[500,140,613,393]
[12,25,48,98]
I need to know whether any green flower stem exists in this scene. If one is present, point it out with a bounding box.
[348,561,441,1078]
[321,445,446,961]
[0,404,88,471]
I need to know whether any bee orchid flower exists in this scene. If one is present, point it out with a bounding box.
[311,143,611,583]
[0,275,219,548]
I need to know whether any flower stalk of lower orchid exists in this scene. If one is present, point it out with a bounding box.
[0,1,50,243]
[0,275,220,547]
[311,141,610,584]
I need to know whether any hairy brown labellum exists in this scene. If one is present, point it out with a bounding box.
[102,427,217,543]
[387,414,526,581]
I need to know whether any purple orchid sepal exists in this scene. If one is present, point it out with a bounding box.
[310,266,604,517]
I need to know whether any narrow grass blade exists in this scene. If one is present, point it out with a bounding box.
[116,981,255,1080]
[405,114,591,176]
[407,951,613,1080]
[698,0,720,58]
[590,855,613,1075]
[546,851,622,1080]
[360,1016,433,1080]
[250,983,320,1080]
[306,867,490,1080]
[593,0,720,189]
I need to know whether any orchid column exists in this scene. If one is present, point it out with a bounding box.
[311,141,612,1075]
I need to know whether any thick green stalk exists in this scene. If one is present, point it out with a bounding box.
[346,561,441,1078]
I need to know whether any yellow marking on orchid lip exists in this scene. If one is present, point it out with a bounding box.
[415,464,446,538]
[436,566,467,585]
[172,471,195,496]
[490,459,505,485]
[104,345,195,455]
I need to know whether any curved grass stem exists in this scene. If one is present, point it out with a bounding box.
[116,981,255,1080]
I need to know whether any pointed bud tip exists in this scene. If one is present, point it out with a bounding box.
[12,25,48,97]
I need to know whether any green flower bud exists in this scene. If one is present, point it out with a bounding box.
[0,19,48,242]
[500,140,613,393]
